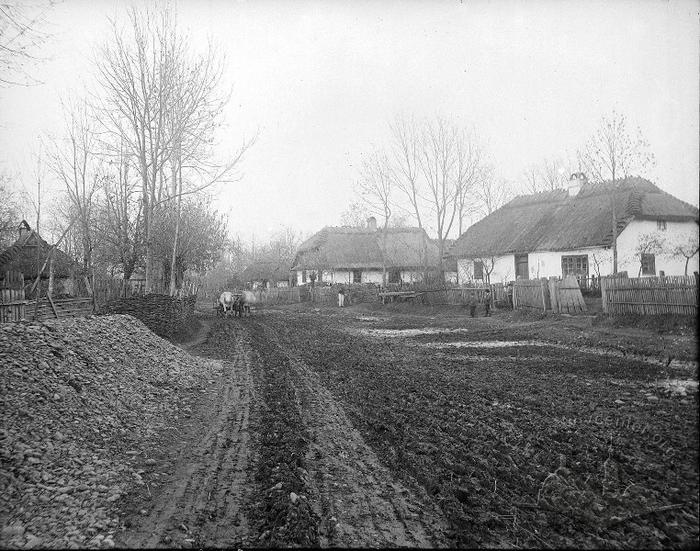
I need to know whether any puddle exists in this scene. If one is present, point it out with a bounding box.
[359,327,698,372]
[651,379,698,396]
[355,316,385,322]
[360,328,470,337]
[424,340,547,349]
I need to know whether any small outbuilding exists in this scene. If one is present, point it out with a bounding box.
[0,220,78,296]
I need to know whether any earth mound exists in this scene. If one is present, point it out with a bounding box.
[0,314,221,549]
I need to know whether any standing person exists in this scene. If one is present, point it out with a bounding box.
[483,288,492,317]
[338,286,345,307]
[468,292,477,317]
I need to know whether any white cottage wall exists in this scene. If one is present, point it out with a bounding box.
[616,219,699,276]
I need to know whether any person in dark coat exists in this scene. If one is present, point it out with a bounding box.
[468,292,477,317]
[483,288,491,316]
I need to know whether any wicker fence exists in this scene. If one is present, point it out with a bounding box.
[601,275,698,316]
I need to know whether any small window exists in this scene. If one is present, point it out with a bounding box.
[641,254,656,275]
[561,255,589,277]
[388,269,401,284]
[352,269,362,283]
[657,220,667,231]
[473,261,484,280]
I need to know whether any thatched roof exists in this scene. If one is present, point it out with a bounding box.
[448,178,699,258]
[241,260,290,283]
[0,221,76,279]
[292,226,440,271]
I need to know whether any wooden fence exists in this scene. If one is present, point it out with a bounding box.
[257,286,303,304]
[601,275,698,316]
[0,271,26,322]
[513,277,587,314]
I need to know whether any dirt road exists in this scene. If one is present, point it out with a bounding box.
[117,323,253,548]
[112,305,697,548]
[116,312,449,548]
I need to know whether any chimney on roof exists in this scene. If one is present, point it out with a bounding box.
[567,172,587,197]
[367,216,377,231]
[18,220,31,239]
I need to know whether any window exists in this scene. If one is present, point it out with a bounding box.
[657,220,667,231]
[641,253,656,275]
[388,269,401,284]
[352,269,362,283]
[473,261,484,280]
[561,255,589,277]
[301,270,307,283]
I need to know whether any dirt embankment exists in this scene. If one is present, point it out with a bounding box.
[0,315,221,549]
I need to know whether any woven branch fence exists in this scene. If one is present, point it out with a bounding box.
[601,275,698,316]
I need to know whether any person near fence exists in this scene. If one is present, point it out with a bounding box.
[483,288,491,317]
[338,286,345,307]
[468,292,477,317]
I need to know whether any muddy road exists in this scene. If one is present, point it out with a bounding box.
[116,312,449,548]
[115,305,698,548]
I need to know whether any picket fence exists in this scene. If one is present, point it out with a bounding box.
[601,275,698,316]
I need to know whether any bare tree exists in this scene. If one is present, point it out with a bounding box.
[454,129,483,236]
[96,139,143,289]
[94,6,178,293]
[388,116,423,229]
[670,234,699,276]
[0,0,55,86]
[578,111,655,273]
[359,150,392,285]
[475,168,513,217]
[522,157,569,194]
[417,117,460,275]
[47,98,104,297]
[0,171,22,248]
[95,5,252,294]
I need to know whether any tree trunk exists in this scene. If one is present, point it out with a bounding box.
[48,252,54,299]
[169,156,182,296]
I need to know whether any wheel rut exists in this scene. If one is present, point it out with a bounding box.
[118,327,253,549]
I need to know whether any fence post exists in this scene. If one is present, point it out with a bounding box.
[601,277,608,314]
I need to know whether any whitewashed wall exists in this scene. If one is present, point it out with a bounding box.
[616,219,699,276]
[457,255,515,284]
[455,219,698,282]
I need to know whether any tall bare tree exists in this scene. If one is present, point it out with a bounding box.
[47,98,104,296]
[578,111,655,272]
[417,117,461,275]
[95,6,178,293]
[359,150,393,285]
[388,116,423,229]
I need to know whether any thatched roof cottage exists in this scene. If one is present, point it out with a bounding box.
[447,175,699,283]
[292,217,440,285]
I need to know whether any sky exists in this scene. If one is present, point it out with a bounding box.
[0,0,698,245]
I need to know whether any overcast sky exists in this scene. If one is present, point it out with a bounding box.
[1,0,698,244]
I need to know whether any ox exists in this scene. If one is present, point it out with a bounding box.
[218,291,236,316]
[234,290,256,317]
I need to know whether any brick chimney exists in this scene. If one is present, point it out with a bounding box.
[567,172,587,197]
[367,216,377,231]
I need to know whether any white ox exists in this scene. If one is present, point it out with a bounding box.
[218,291,236,316]
[235,290,257,317]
